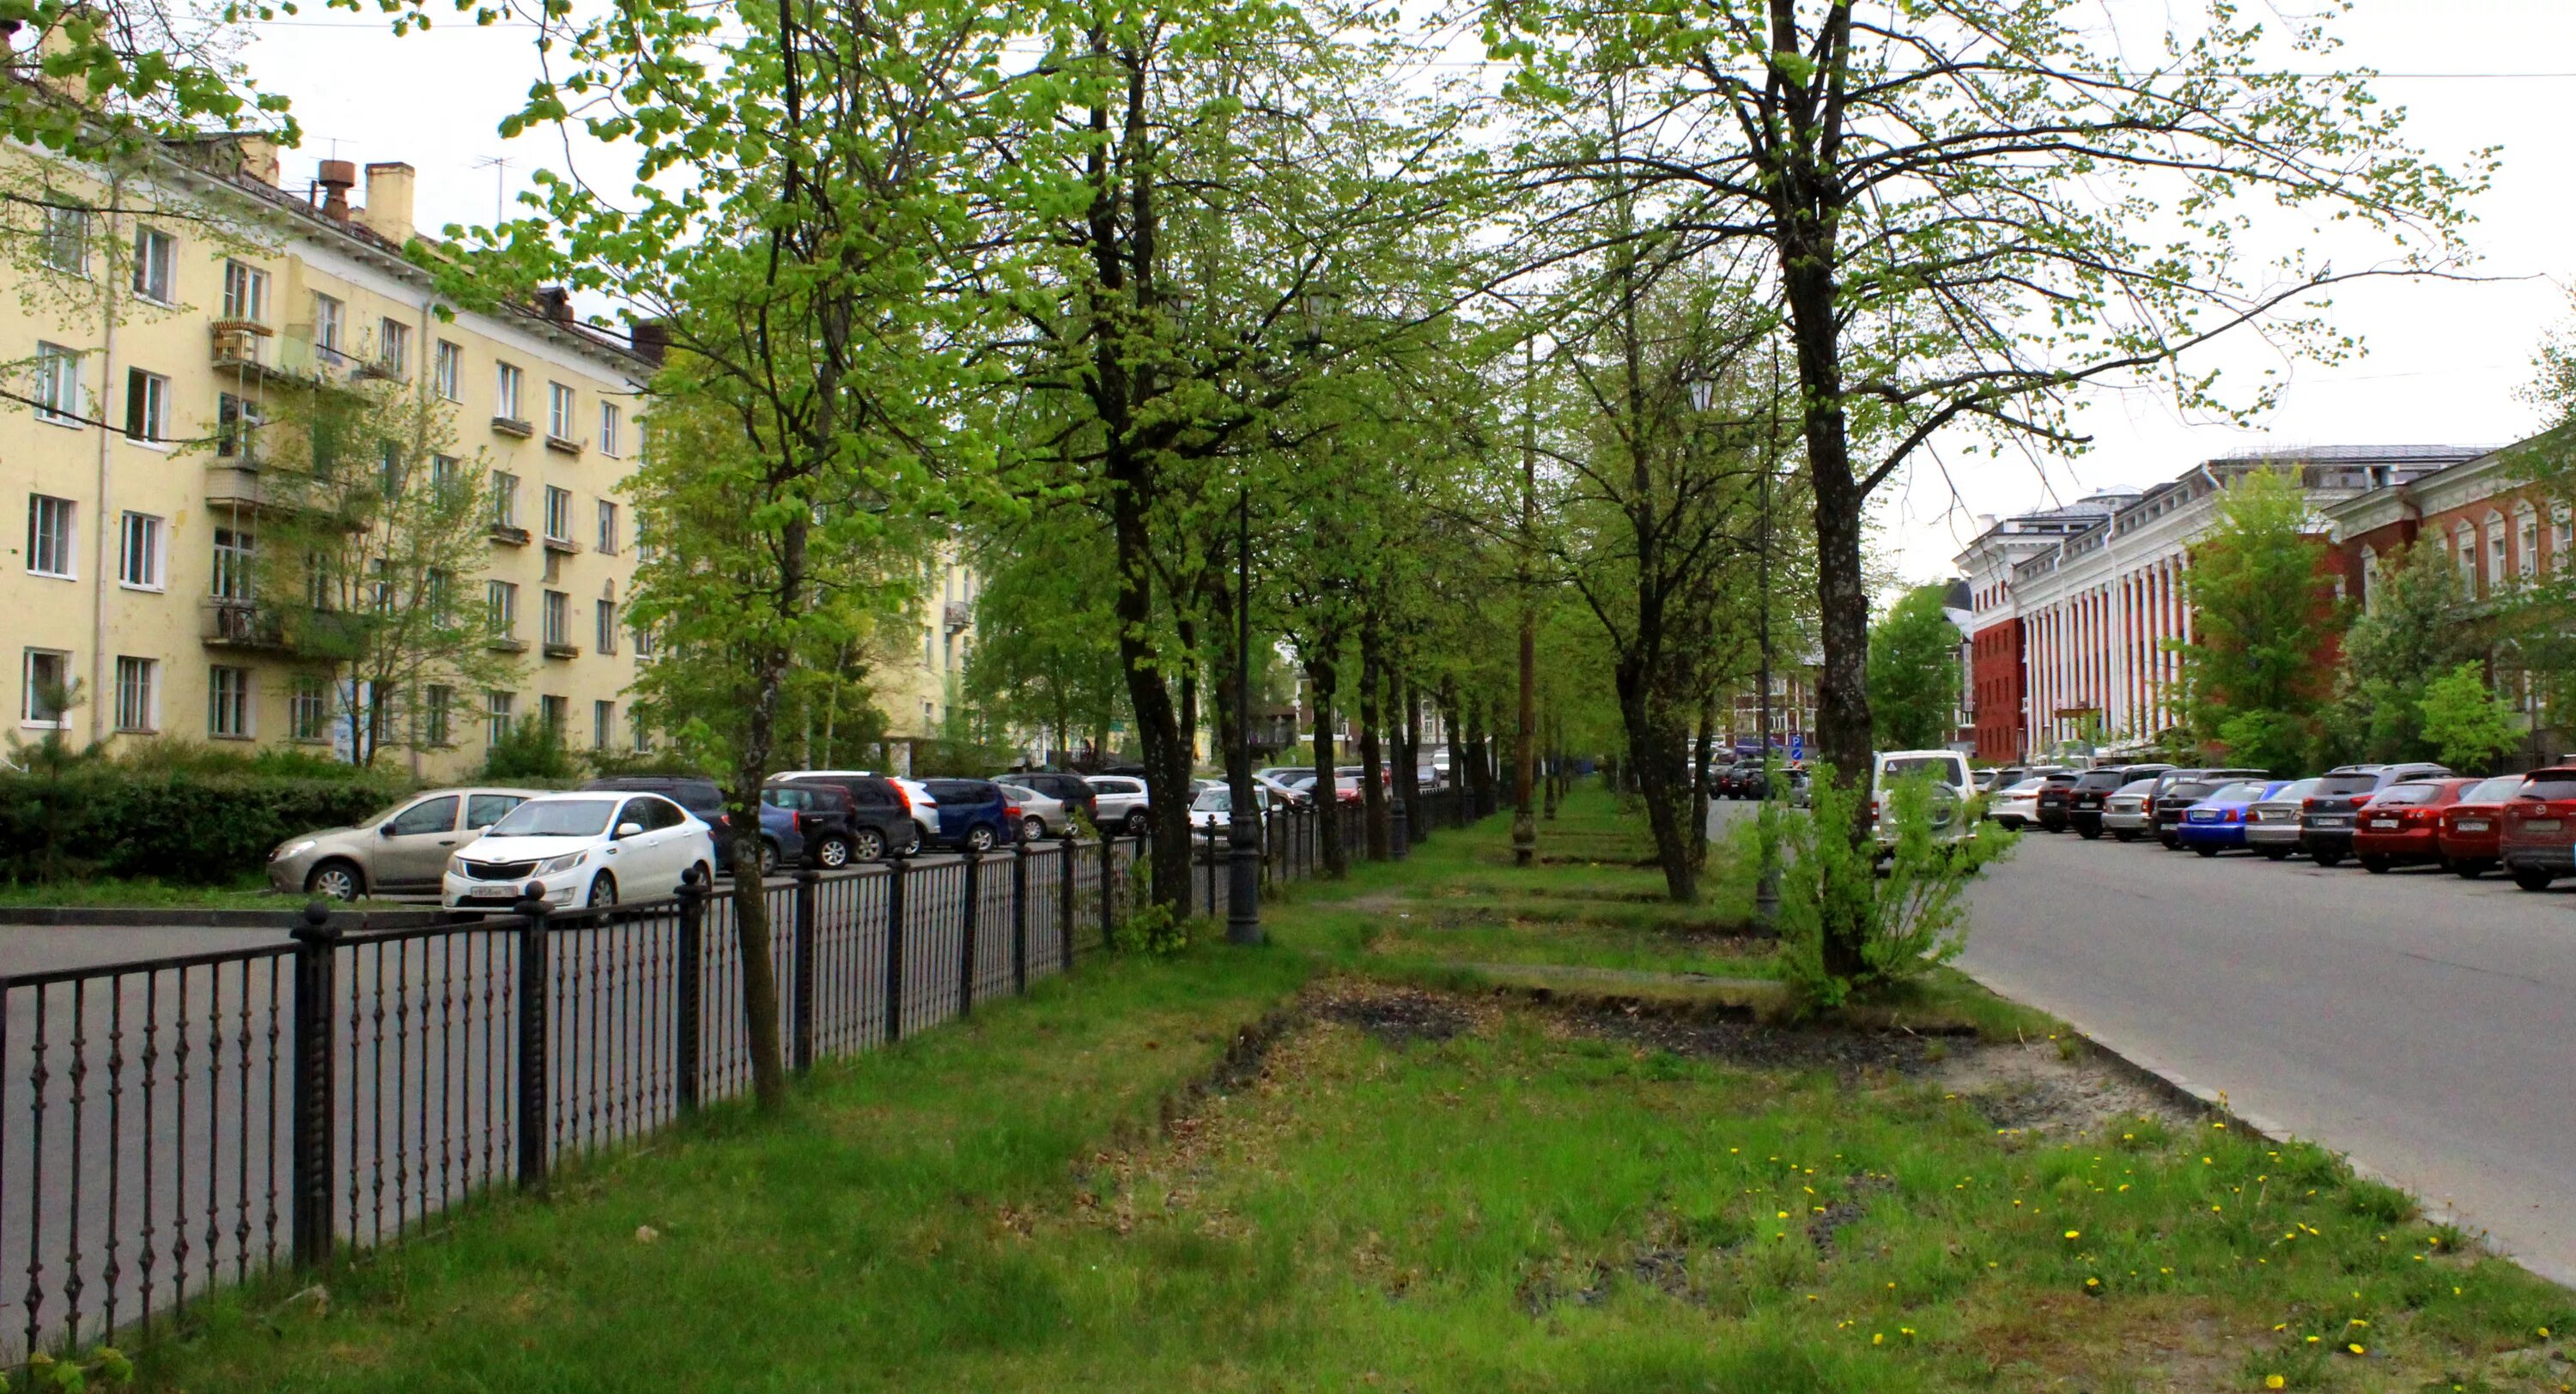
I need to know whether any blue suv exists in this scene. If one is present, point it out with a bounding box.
[918,779,1017,852]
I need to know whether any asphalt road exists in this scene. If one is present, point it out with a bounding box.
[1960,825,2576,1288]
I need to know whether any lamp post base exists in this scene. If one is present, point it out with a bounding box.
[1510,809,1536,867]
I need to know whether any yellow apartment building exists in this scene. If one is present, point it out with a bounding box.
[3,138,659,779]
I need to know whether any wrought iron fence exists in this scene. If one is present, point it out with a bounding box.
[0,785,1489,1362]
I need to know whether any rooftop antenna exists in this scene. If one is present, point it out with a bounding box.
[470,155,516,226]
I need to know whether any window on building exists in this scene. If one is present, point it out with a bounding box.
[540,694,568,732]
[123,367,168,443]
[434,340,462,401]
[34,342,82,422]
[596,500,618,555]
[311,293,344,355]
[377,439,404,500]
[488,580,519,637]
[492,471,521,528]
[423,683,453,747]
[2557,506,2573,573]
[592,700,614,751]
[112,656,157,731]
[633,618,657,658]
[547,382,575,440]
[599,401,622,458]
[544,486,573,542]
[118,512,162,589]
[543,589,569,647]
[21,649,70,726]
[304,549,337,611]
[211,527,254,600]
[485,690,514,747]
[27,494,75,578]
[596,597,618,654]
[631,720,650,755]
[2519,505,2541,579]
[2487,514,2506,588]
[424,567,453,626]
[216,393,260,459]
[39,199,88,273]
[375,318,410,376]
[289,676,329,742]
[208,664,252,737]
[131,226,174,302]
[2454,524,2477,593]
[495,362,524,421]
[221,259,268,322]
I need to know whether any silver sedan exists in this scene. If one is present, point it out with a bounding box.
[996,783,1069,841]
[2099,779,2159,843]
[268,786,541,899]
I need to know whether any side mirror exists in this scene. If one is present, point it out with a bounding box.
[616,821,645,839]
[379,823,398,838]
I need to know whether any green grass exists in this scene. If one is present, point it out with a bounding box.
[133,794,2574,1393]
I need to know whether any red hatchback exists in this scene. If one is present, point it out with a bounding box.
[2350,778,2482,873]
[2434,774,2528,879]
[2501,767,2576,891]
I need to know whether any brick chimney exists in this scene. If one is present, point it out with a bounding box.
[316,159,355,221]
[536,286,574,324]
[232,135,281,186]
[630,320,670,366]
[359,162,415,244]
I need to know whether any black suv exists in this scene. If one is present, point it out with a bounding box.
[2300,762,2451,868]
[2031,771,2086,833]
[761,781,860,868]
[994,771,1098,825]
[769,773,920,861]
[2064,764,2174,839]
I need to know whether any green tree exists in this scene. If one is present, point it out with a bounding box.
[2329,541,2477,765]
[2419,663,2518,774]
[2171,468,2342,773]
[1867,585,1963,752]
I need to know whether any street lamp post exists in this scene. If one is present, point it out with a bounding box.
[1228,485,1261,944]
[1513,338,1539,868]
[1753,356,1782,925]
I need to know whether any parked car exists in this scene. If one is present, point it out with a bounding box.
[1188,782,1273,839]
[1990,777,2045,828]
[1719,760,1761,799]
[1085,774,1152,834]
[1971,768,2001,794]
[2064,764,2173,839]
[995,782,1068,842]
[2500,767,2576,891]
[2174,779,2289,857]
[2150,768,2269,849]
[577,775,799,875]
[2435,774,2527,879]
[2031,771,2087,833]
[769,771,925,861]
[759,781,860,869]
[2099,779,2160,842]
[2349,777,2482,873]
[1870,749,1973,846]
[443,790,714,911]
[269,786,538,899]
[2245,777,2321,860]
[994,771,1098,826]
[1253,773,1312,808]
[2300,762,2451,868]
[918,779,1018,852]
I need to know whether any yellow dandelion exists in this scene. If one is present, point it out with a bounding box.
[2064,1230,2081,1239]
[2265,1378,2285,1391]
[2347,1342,2366,1355]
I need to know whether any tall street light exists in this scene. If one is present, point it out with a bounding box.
[1513,337,1539,868]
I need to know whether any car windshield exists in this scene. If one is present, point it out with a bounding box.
[1192,787,1230,811]
[2164,782,2214,801]
[2372,783,2439,805]
[2203,782,2264,803]
[2073,771,2124,790]
[2522,776,2576,801]
[487,799,615,838]
[2461,776,2523,803]
[2262,779,2318,803]
[2115,779,2156,797]
[1880,757,1963,787]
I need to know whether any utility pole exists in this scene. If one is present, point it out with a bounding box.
[1513,338,1539,867]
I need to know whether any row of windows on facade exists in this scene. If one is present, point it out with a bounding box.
[27,496,659,658]
[2358,504,2575,609]
[28,219,631,454]
[21,647,646,754]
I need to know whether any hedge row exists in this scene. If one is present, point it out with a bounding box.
[0,769,410,886]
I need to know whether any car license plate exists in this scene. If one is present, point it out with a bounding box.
[2369,818,2399,829]
[2527,818,2563,832]
[2190,812,2214,822]
[2457,819,2490,833]
[2313,816,2348,827]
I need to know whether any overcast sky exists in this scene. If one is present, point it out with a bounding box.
[243,3,2576,590]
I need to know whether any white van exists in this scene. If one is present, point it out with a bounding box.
[1871,749,1974,846]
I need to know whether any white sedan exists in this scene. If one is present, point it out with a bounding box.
[1188,783,1274,839]
[1988,777,2045,829]
[444,791,714,912]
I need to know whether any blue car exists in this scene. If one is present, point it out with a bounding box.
[2175,779,2293,857]
[917,779,1018,853]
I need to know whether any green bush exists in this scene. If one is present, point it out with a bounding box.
[481,716,579,781]
[0,766,410,886]
[1774,770,2016,1012]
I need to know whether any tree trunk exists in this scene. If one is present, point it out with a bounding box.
[1308,656,1344,876]
[1688,694,1716,880]
[1396,667,1421,844]
[1440,682,1464,822]
[1104,445,1192,910]
[1358,622,1388,860]
[1613,660,1699,903]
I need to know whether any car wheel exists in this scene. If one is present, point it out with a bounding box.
[2075,824,2100,841]
[2261,846,2291,862]
[586,873,618,908]
[2512,867,2555,892]
[759,839,780,876]
[2158,834,2179,850]
[1125,809,1150,837]
[2112,829,2137,843]
[2312,849,2344,869]
[902,827,923,857]
[1022,815,1046,843]
[305,859,364,901]
[854,827,888,863]
[2454,860,2484,880]
[816,835,853,870]
[965,824,997,853]
[2193,846,2218,858]
[2360,855,2391,875]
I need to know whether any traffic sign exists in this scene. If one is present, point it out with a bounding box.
[1788,733,1804,761]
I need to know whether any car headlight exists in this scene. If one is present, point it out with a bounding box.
[535,852,587,876]
[274,839,316,861]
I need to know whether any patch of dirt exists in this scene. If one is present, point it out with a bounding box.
[1931,1039,2198,1141]
[1311,980,1484,1046]
[1535,854,1661,868]
[1806,1174,1893,1256]
[1571,1000,1945,1079]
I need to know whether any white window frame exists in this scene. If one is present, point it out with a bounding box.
[311,292,344,355]
[488,579,519,637]
[547,382,575,440]
[21,648,72,727]
[596,500,619,555]
[221,259,268,323]
[495,361,524,421]
[211,527,255,600]
[27,494,76,579]
[544,486,573,542]
[2485,513,2506,587]
[208,664,252,738]
[492,471,521,528]
[485,690,514,747]
[2454,524,2477,593]
[423,683,453,748]
[596,597,618,654]
[2518,504,2540,579]
[131,226,174,303]
[599,401,622,458]
[118,511,163,590]
[377,318,410,377]
[2556,506,2573,574]
[543,589,569,646]
[112,656,159,733]
[434,340,463,401]
[288,676,330,742]
[39,200,88,274]
[592,700,614,751]
[33,342,83,424]
[123,367,169,445]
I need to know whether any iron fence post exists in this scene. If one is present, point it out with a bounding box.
[1389,782,1411,861]
[958,848,981,1018]
[1058,839,1075,972]
[288,899,340,1268]
[792,866,818,1072]
[884,857,907,1043]
[1099,835,1115,947]
[675,866,705,1112]
[1012,840,1030,995]
[512,884,552,1196]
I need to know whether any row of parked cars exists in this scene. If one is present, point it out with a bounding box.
[1980,759,2576,890]
[265,767,1178,910]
